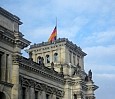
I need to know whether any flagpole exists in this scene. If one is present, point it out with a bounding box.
[56,17,57,39]
[56,17,57,27]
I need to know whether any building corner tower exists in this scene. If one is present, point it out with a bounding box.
[0,7,98,99]
[28,38,98,99]
[0,7,30,99]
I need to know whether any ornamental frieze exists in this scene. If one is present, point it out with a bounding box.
[19,56,64,84]
[19,75,64,97]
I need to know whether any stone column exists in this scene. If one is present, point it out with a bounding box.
[42,91,46,99]
[31,51,35,62]
[51,49,53,63]
[59,47,62,64]
[79,56,83,70]
[42,52,45,64]
[80,56,84,70]
[19,84,22,99]
[11,55,20,99]
[1,53,6,81]
[64,47,67,64]
[75,55,77,65]
[38,91,42,99]
[26,87,30,99]
[7,54,12,83]
[71,52,73,65]
[34,51,36,62]
[52,94,56,99]
[64,80,72,99]
[30,87,35,99]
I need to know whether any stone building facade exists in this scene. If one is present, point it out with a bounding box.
[0,7,98,99]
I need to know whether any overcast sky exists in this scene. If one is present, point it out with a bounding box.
[1,0,115,98]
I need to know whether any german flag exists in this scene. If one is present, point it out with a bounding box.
[48,26,57,42]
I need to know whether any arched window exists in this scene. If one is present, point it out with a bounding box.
[0,92,6,99]
[46,55,50,63]
[54,53,58,62]
[69,53,71,63]
[0,54,2,81]
[37,56,41,64]
[73,55,75,65]
[22,87,26,99]
[73,94,77,99]
[46,94,50,99]
[35,91,38,99]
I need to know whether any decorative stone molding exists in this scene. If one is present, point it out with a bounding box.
[0,81,13,88]
[0,26,30,49]
[14,32,30,49]
[35,83,43,91]
[86,96,95,99]
[12,55,21,64]
[0,7,22,25]
[29,38,86,57]
[86,82,99,91]
[19,75,64,97]
[19,56,64,84]
[0,27,15,46]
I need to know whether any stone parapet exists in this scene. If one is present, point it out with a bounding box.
[30,38,86,57]
[19,56,64,84]
[19,75,64,97]
[0,7,22,25]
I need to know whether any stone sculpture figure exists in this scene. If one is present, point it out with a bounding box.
[88,69,92,81]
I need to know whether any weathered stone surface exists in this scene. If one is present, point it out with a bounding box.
[0,7,98,99]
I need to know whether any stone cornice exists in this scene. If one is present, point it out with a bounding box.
[30,38,68,49]
[19,56,64,84]
[0,26,30,48]
[0,27,15,46]
[86,96,95,99]
[0,81,13,88]
[14,32,31,49]
[65,41,87,56]
[19,75,64,97]
[29,38,86,56]
[0,7,22,25]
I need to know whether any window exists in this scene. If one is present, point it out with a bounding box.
[73,55,75,65]
[46,55,50,63]
[46,94,49,99]
[0,92,5,99]
[35,91,38,99]
[77,55,80,64]
[0,51,4,81]
[0,54,1,67]
[69,53,71,63]
[37,56,41,64]
[0,54,2,81]
[5,54,9,81]
[54,53,58,62]
[74,94,77,99]
[22,87,26,99]
[56,97,59,99]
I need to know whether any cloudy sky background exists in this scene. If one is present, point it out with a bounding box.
[1,0,115,98]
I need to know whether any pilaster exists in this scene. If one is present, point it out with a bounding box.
[7,54,12,83]
[11,55,20,99]
[52,94,56,99]
[38,91,42,99]
[63,78,72,99]
[1,53,6,81]
[42,91,46,99]
[26,87,30,99]
[30,87,35,99]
